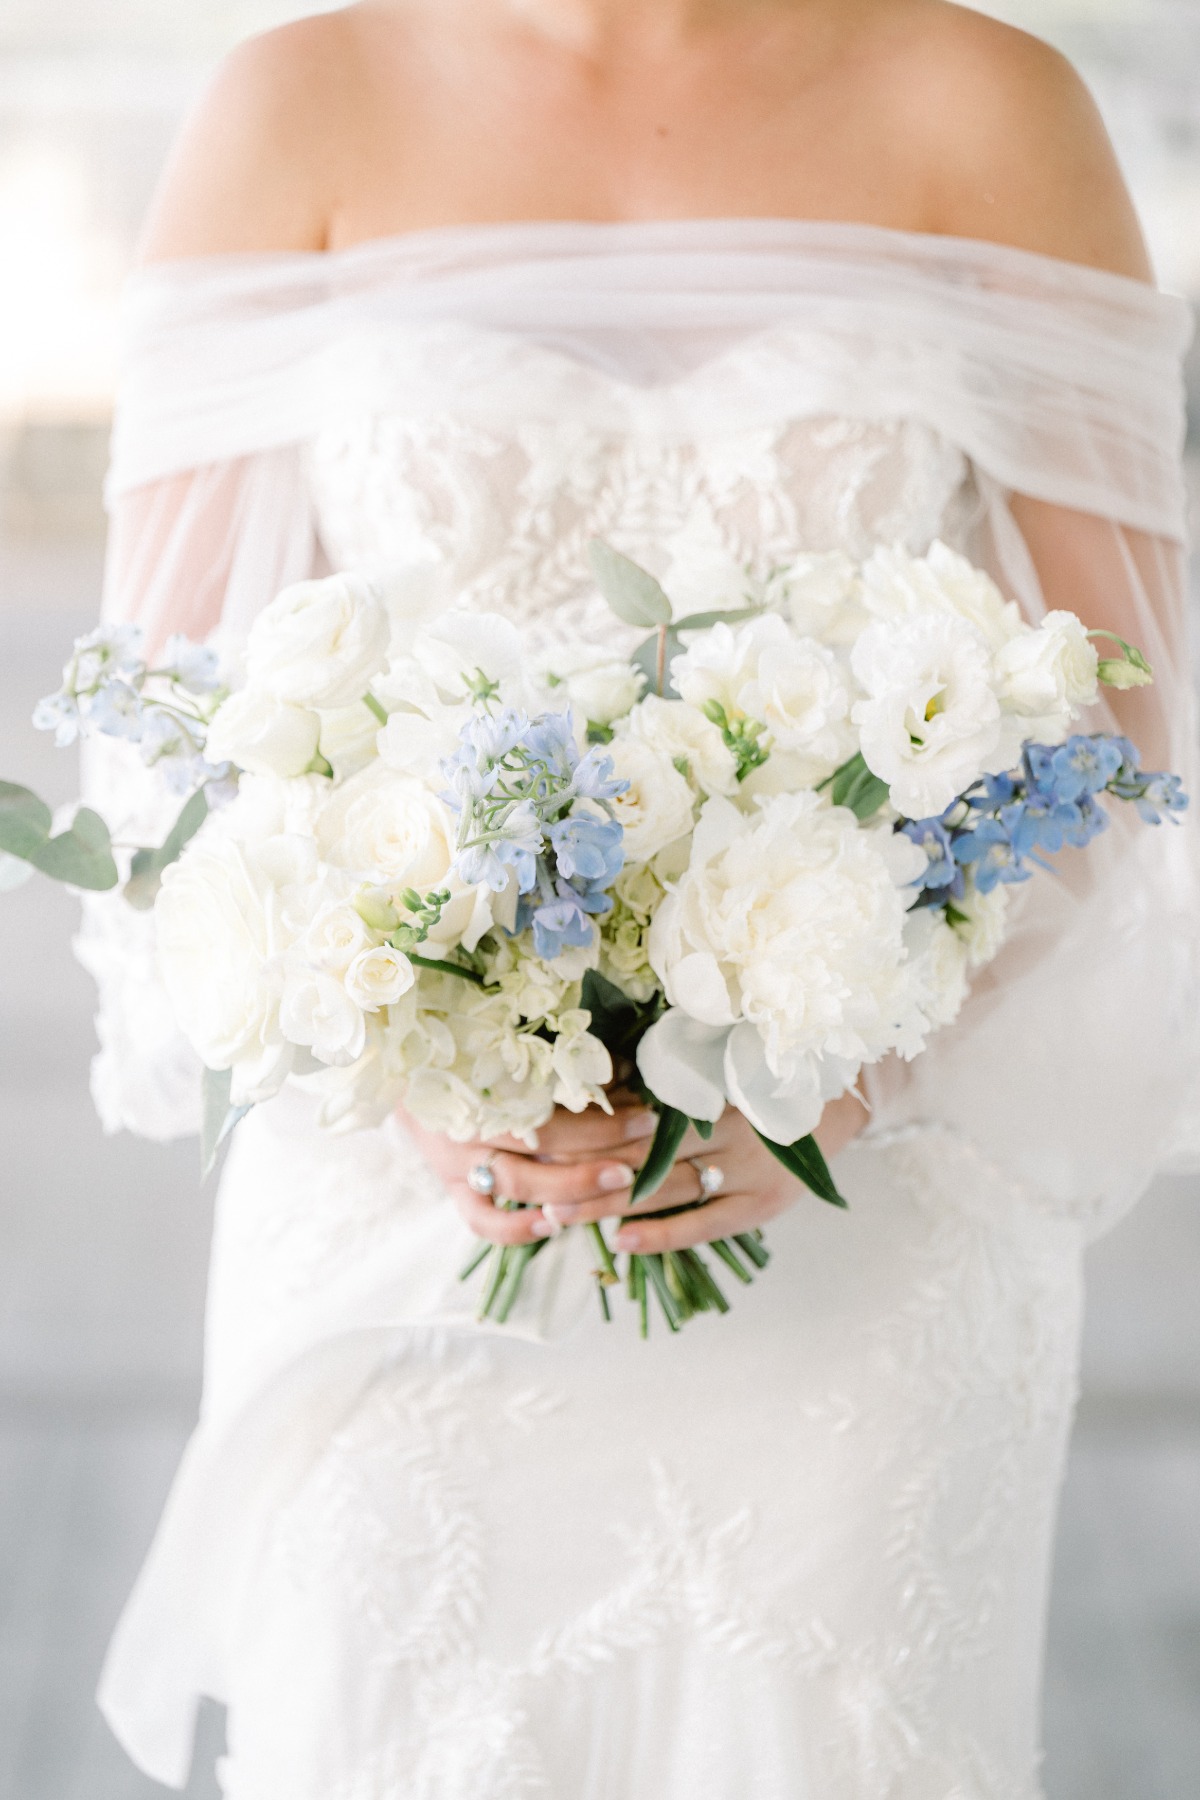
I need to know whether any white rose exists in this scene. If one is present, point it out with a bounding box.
[318,763,456,889]
[155,837,289,1071]
[852,613,1012,820]
[317,701,382,780]
[606,733,696,862]
[624,695,737,796]
[994,610,1099,732]
[278,966,367,1066]
[206,687,321,778]
[735,616,850,758]
[245,573,391,709]
[862,541,1023,654]
[537,644,645,727]
[303,900,373,973]
[344,944,416,1011]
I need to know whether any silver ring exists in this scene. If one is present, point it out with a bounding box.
[690,1159,726,1200]
[467,1153,498,1196]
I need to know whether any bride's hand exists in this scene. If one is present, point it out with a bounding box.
[399,1089,867,1249]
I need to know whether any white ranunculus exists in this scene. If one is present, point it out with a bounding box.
[344,944,416,1012]
[245,574,391,709]
[206,687,321,778]
[862,541,1023,654]
[537,644,645,727]
[318,763,456,889]
[278,965,367,1066]
[606,733,697,862]
[155,836,290,1072]
[851,613,1010,820]
[994,610,1099,731]
[638,792,930,1139]
[623,695,737,796]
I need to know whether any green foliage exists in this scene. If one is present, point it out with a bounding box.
[587,539,672,628]
[755,1130,847,1208]
[124,787,210,911]
[827,751,891,821]
[0,780,118,891]
[200,1065,252,1178]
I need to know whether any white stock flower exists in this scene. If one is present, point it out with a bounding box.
[861,541,1023,654]
[606,733,696,861]
[206,687,321,778]
[344,944,416,1011]
[278,965,367,1066]
[623,695,737,796]
[994,610,1099,733]
[537,644,644,727]
[851,613,1010,819]
[638,792,929,1140]
[245,574,391,709]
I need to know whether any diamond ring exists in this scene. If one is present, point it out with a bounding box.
[690,1160,726,1200]
[467,1154,498,1196]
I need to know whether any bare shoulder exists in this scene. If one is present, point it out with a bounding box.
[889,1,1152,282]
[137,10,370,264]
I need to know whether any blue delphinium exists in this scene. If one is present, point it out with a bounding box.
[442,703,629,958]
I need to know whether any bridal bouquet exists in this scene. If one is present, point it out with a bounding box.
[3,539,1185,1334]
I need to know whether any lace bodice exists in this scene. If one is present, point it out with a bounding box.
[306,398,974,648]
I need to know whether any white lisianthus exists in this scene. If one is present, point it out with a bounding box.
[206,688,321,778]
[344,944,416,1011]
[537,644,645,727]
[245,574,391,709]
[734,616,851,758]
[638,792,930,1140]
[278,965,367,1066]
[862,541,1023,654]
[623,695,737,796]
[851,613,1011,820]
[415,610,526,703]
[949,879,1010,969]
[994,610,1099,733]
[606,733,697,861]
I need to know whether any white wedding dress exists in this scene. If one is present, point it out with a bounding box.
[82,220,1199,1800]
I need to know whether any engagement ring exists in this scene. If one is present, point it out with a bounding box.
[467,1154,498,1196]
[691,1160,726,1200]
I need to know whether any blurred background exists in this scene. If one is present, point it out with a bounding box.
[0,2,1198,1796]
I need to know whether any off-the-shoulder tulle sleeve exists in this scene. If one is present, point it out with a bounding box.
[83,218,1199,1213]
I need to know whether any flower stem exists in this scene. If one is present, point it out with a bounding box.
[362,692,389,724]
[587,1222,619,1285]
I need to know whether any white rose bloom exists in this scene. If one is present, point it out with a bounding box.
[638,792,930,1140]
[317,701,382,780]
[606,733,697,861]
[950,880,1011,968]
[852,613,1011,820]
[278,965,367,1066]
[245,574,391,709]
[344,944,416,1011]
[206,687,321,778]
[862,541,1023,654]
[318,763,456,889]
[994,610,1099,734]
[624,695,737,796]
[155,836,292,1072]
[537,644,645,726]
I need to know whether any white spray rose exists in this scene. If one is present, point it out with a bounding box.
[303,900,374,973]
[623,695,737,796]
[851,613,1012,820]
[206,687,321,778]
[994,610,1099,732]
[606,733,697,861]
[344,944,416,1012]
[537,644,645,727]
[245,574,391,709]
[862,541,1023,654]
[278,965,367,1066]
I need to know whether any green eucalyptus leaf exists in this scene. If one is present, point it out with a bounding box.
[671,604,765,631]
[0,781,52,861]
[30,806,119,890]
[827,752,891,822]
[587,540,672,629]
[200,1065,253,1179]
[632,629,681,699]
[125,787,209,911]
[631,1105,690,1204]
[756,1130,847,1209]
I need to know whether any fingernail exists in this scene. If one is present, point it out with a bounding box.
[598,1164,634,1191]
[624,1112,657,1140]
[613,1229,640,1251]
[540,1206,567,1234]
[530,1214,556,1238]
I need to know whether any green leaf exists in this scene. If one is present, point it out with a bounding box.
[671,604,765,631]
[587,540,672,629]
[632,629,679,699]
[408,951,486,985]
[756,1130,848,1208]
[631,1105,690,1204]
[828,751,891,822]
[30,806,119,890]
[580,968,662,1062]
[125,787,210,911]
[0,781,52,861]
[200,1065,252,1178]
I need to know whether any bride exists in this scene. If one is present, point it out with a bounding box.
[86,2,1197,1796]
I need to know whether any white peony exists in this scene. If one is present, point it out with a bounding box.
[245,574,391,709]
[638,792,930,1140]
[278,965,367,1066]
[537,643,645,727]
[344,944,416,1012]
[861,541,1023,654]
[994,609,1099,733]
[606,733,697,862]
[851,613,1012,820]
[623,695,737,796]
[206,687,321,778]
